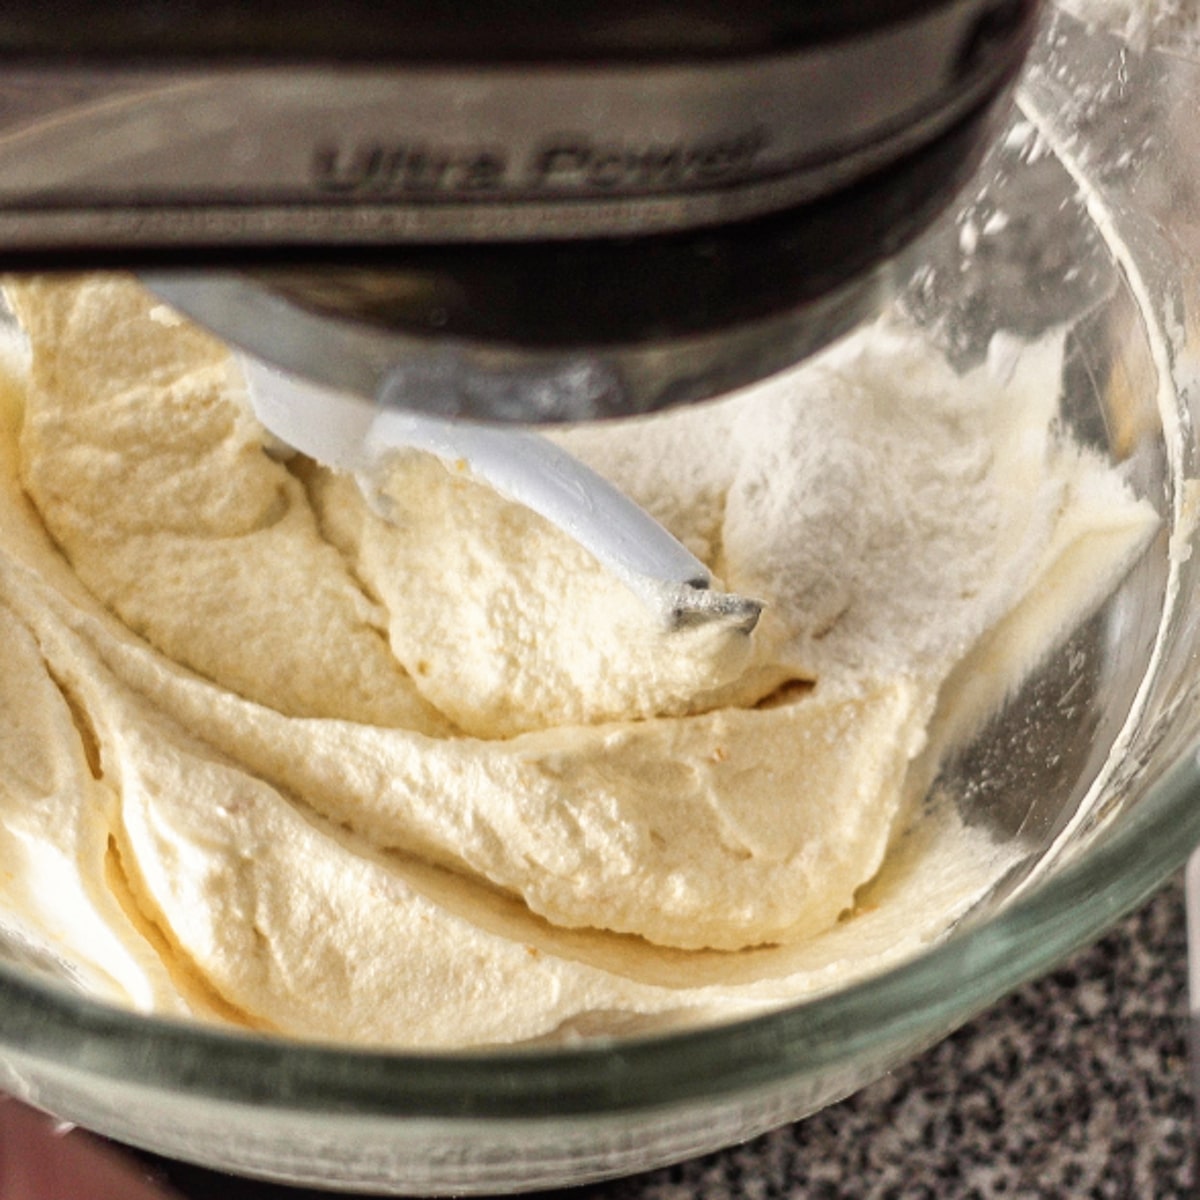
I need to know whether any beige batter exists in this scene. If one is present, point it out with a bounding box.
[0,275,1158,1046]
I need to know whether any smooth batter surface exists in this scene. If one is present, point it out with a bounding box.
[0,275,1158,1046]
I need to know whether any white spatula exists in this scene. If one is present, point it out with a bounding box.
[239,354,763,633]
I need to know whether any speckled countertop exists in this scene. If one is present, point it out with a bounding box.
[133,876,1196,1200]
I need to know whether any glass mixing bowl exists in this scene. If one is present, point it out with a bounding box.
[2,9,1200,1194]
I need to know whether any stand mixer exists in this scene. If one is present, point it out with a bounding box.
[2,5,1200,1195]
[0,0,1037,419]
[25,3,1199,1195]
[0,0,1041,629]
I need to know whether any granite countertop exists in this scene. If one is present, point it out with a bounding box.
[133,875,1196,1200]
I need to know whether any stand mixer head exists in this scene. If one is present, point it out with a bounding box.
[0,0,1039,422]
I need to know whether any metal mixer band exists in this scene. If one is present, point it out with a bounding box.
[0,0,1035,246]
